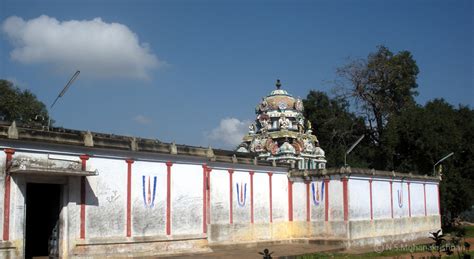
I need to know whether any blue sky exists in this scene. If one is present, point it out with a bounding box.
[1,0,472,149]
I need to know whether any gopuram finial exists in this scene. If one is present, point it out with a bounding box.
[276,79,281,89]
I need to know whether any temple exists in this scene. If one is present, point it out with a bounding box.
[237,80,326,170]
[0,81,441,258]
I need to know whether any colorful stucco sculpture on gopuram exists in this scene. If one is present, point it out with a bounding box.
[237,80,326,170]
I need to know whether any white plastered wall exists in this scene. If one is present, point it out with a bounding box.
[410,182,425,217]
[170,163,203,235]
[210,169,230,224]
[271,174,288,222]
[86,157,127,238]
[253,172,270,223]
[292,182,306,221]
[372,180,391,219]
[348,179,370,220]
[329,179,344,221]
[425,183,440,215]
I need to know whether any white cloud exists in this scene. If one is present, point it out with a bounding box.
[2,15,161,79]
[207,117,251,149]
[133,115,152,125]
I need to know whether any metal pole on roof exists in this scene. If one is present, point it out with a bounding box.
[51,70,80,109]
[48,70,80,129]
[433,152,454,176]
[344,135,365,168]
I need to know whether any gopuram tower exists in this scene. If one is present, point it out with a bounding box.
[237,80,327,170]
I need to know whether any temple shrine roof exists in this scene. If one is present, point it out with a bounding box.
[237,80,327,167]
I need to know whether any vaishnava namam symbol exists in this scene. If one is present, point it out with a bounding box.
[397,182,403,208]
[236,182,247,207]
[142,175,157,208]
[311,181,324,206]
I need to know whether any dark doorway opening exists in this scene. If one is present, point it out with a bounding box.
[25,183,61,258]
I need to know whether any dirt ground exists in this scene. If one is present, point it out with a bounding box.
[160,241,344,259]
[158,237,473,259]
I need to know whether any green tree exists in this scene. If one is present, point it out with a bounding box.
[440,170,473,227]
[303,90,369,168]
[0,79,50,126]
[337,45,419,146]
[384,99,473,174]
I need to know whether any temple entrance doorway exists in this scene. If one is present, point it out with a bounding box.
[25,183,61,259]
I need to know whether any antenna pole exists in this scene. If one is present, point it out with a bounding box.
[344,135,365,167]
[51,70,80,109]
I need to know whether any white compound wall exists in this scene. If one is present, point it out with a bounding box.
[0,146,441,258]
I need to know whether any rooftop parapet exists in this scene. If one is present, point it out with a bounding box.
[0,121,285,167]
[289,166,441,182]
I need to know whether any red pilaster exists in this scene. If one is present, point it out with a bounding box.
[423,183,427,216]
[202,164,207,233]
[390,181,394,219]
[268,173,273,223]
[79,154,90,239]
[250,171,255,224]
[228,169,234,224]
[407,182,411,218]
[324,179,330,222]
[342,177,349,221]
[166,161,173,235]
[207,167,212,224]
[305,181,310,222]
[3,148,15,241]
[79,155,89,171]
[126,159,134,237]
[288,179,293,221]
[369,179,373,220]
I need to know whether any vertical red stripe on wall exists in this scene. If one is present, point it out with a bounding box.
[369,179,373,220]
[166,161,173,235]
[250,171,255,224]
[324,179,330,222]
[390,181,394,219]
[79,154,89,239]
[288,179,293,221]
[342,177,349,221]
[202,164,207,234]
[80,177,86,239]
[3,148,15,241]
[207,168,212,224]
[268,173,273,223]
[407,182,411,218]
[2,173,10,241]
[305,181,310,222]
[126,159,134,237]
[423,183,427,216]
[228,169,234,224]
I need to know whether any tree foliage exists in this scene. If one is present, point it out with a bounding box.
[384,100,472,173]
[337,45,419,145]
[303,90,369,168]
[0,79,50,126]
